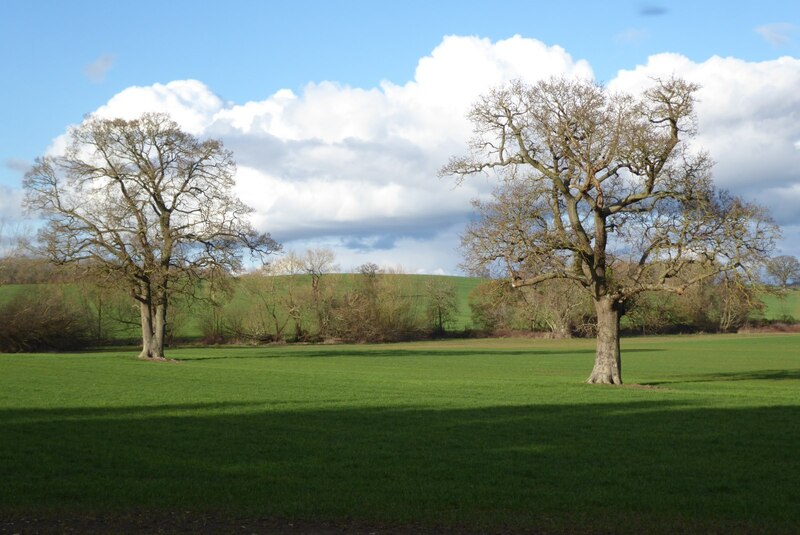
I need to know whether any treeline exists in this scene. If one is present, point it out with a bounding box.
[0,251,463,351]
[468,275,782,338]
[0,283,130,352]
[198,260,462,345]
[0,251,794,352]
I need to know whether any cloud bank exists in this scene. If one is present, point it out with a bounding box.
[610,53,800,226]
[36,36,800,271]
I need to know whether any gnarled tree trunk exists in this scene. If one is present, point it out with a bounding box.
[587,296,622,384]
[137,298,167,361]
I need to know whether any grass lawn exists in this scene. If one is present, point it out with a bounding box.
[1,334,799,532]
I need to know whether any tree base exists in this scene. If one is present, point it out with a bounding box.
[586,372,623,385]
[586,375,622,386]
[137,353,178,363]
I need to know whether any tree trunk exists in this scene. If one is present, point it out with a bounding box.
[587,296,622,385]
[153,301,167,356]
[137,300,167,361]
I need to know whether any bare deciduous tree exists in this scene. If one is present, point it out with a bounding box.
[765,255,800,289]
[303,248,339,337]
[271,252,311,341]
[445,77,777,384]
[0,218,30,283]
[425,277,458,334]
[519,279,591,338]
[23,113,279,360]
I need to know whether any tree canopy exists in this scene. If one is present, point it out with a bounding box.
[444,77,777,384]
[24,113,279,359]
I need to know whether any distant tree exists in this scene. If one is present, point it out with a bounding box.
[73,279,139,343]
[234,267,292,343]
[425,277,458,334]
[710,274,763,332]
[468,279,517,332]
[765,255,800,289]
[519,279,591,338]
[272,252,311,341]
[24,113,279,360]
[358,262,380,278]
[331,264,420,342]
[0,219,27,284]
[0,219,10,285]
[196,266,236,343]
[445,77,777,384]
[303,248,339,337]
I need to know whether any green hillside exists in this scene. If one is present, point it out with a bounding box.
[759,289,800,321]
[213,273,483,338]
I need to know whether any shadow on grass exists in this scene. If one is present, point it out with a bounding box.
[175,347,667,361]
[2,400,798,532]
[644,368,800,385]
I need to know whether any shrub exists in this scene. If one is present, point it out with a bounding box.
[0,288,90,352]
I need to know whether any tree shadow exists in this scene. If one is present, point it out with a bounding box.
[174,346,647,361]
[644,368,800,385]
[2,400,798,532]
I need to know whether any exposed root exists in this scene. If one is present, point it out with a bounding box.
[586,373,623,385]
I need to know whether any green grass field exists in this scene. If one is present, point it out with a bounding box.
[760,289,800,321]
[2,334,799,532]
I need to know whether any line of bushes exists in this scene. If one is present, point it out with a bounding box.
[467,275,791,338]
[1,252,795,352]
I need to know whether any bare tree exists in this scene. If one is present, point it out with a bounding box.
[303,248,339,337]
[711,273,763,332]
[271,252,310,341]
[765,255,800,289]
[424,277,458,334]
[445,77,777,384]
[0,218,30,283]
[23,113,279,360]
[519,279,591,338]
[0,218,9,284]
[238,268,292,342]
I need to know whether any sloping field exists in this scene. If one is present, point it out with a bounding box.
[760,289,800,320]
[1,334,799,533]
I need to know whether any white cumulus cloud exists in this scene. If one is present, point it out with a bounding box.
[94,80,225,134]
[67,35,590,273]
[36,35,800,271]
[610,53,800,228]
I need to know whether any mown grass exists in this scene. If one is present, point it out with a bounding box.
[1,334,799,532]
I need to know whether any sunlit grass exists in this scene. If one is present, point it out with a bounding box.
[1,334,799,532]
[760,289,800,320]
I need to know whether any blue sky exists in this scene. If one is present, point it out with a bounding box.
[1,0,799,272]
